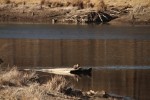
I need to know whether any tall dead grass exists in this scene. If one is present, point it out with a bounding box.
[0,67,71,100]
[104,0,150,6]
[0,0,106,10]
[1,0,150,7]
[0,83,45,100]
[0,67,37,86]
[44,75,69,92]
[92,0,106,11]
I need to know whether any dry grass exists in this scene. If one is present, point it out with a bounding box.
[0,83,45,100]
[0,0,150,8]
[0,0,106,10]
[0,0,10,4]
[104,0,150,6]
[91,0,106,12]
[0,67,37,86]
[44,75,69,92]
[0,67,73,100]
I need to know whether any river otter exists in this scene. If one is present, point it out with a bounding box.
[70,67,92,76]
[73,64,80,69]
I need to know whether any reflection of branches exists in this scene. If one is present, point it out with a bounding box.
[0,43,12,52]
[0,58,3,64]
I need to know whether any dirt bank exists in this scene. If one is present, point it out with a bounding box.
[0,0,150,24]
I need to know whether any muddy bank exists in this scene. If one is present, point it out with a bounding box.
[0,2,150,25]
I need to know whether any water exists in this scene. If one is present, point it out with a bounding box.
[1,39,150,67]
[0,24,150,100]
[0,24,150,39]
[76,69,150,100]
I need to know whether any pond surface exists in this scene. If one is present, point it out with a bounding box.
[0,24,150,100]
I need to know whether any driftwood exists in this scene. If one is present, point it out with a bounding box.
[86,90,132,100]
[57,9,116,24]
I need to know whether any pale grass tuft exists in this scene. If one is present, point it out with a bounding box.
[0,67,72,100]
[0,83,45,100]
[0,67,37,86]
[44,75,69,92]
[91,0,106,12]
[132,4,150,14]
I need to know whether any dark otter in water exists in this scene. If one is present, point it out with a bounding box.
[70,67,92,76]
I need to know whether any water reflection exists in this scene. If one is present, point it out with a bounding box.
[1,39,150,67]
[0,39,150,100]
[75,69,150,100]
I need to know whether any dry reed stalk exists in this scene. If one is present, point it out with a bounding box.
[0,67,37,86]
[0,83,45,100]
[43,75,69,92]
[0,69,70,100]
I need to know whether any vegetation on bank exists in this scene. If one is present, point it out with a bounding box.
[0,0,106,11]
[0,0,150,7]
[0,67,131,100]
[0,0,150,24]
[0,67,72,100]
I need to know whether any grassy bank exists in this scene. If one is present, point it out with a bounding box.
[0,0,150,24]
[0,0,150,6]
[0,67,73,100]
[0,67,131,100]
[105,0,150,6]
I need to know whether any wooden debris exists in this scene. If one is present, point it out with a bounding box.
[58,11,115,24]
[62,87,83,97]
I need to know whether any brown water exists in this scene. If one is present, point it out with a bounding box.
[75,69,150,100]
[0,24,150,100]
[1,39,150,67]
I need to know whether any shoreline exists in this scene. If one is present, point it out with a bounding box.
[0,3,150,25]
[0,67,133,100]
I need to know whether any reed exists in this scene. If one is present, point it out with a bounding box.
[0,67,37,86]
[0,67,71,100]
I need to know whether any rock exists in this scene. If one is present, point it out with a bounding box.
[63,87,83,97]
